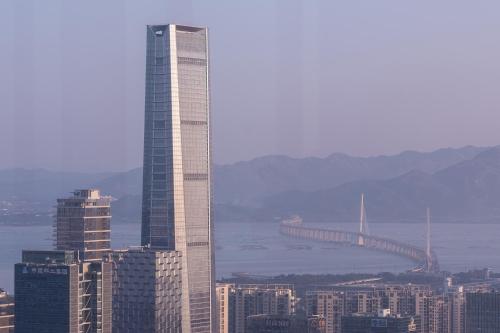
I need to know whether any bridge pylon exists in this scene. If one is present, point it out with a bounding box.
[425,207,433,272]
[358,193,368,246]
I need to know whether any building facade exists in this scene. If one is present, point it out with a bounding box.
[217,284,233,333]
[0,289,14,333]
[341,313,420,333]
[55,189,111,261]
[465,292,500,333]
[112,248,182,333]
[14,250,112,333]
[448,288,465,333]
[246,314,325,333]
[216,284,296,333]
[306,290,345,333]
[141,24,215,333]
[304,284,436,333]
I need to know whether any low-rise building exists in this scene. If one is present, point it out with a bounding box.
[246,314,325,333]
[342,310,420,333]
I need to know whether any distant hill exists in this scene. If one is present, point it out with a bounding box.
[0,145,494,224]
[255,147,500,223]
[214,146,485,206]
[92,145,485,204]
[95,168,142,198]
[0,169,113,208]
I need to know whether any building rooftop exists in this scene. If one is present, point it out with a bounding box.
[0,288,14,304]
[22,250,78,265]
[73,189,101,199]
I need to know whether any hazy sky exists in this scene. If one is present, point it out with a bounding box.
[1,0,500,172]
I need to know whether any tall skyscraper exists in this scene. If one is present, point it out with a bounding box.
[14,250,112,333]
[55,189,112,261]
[0,289,14,333]
[466,291,500,333]
[112,247,182,333]
[141,24,215,333]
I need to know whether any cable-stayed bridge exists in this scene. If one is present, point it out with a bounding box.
[279,194,439,273]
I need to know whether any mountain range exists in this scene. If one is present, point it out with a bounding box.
[1,145,500,224]
[257,147,500,223]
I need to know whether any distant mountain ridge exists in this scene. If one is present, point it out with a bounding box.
[255,147,500,223]
[214,146,485,206]
[0,145,495,224]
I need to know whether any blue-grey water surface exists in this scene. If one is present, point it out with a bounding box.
[0,221,498,293]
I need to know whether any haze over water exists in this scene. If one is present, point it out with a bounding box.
[1,220,498,293]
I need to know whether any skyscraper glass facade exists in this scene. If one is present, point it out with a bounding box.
[112,248,182,333]
[14,250,112,333]
[141,24,215,333]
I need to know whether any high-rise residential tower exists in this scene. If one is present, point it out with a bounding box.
[141,24,215,333]
[216,284,296,333]
[55,189,111,261]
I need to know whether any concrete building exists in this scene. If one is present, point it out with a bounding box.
[55,189,111,261]
[0,289,14,333]
[141,24,215,333]
[216,284,296,333]
[112,247,182,333]
[427,295,449,333]
[341,311,420,333]
[217,284,233,333]
[448,287,465,333]
[304,284,434,333]
[356,289,384,314]
[385,285,430,316]
[307,316,327,333]
[14,250,112,333]
[465,291,500,333]
[414,286,466,333]
[246,314,325,333]
[301,283,468,333]
[306,290,344,333]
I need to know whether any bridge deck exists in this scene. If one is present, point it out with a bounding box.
[279,221,439,273]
